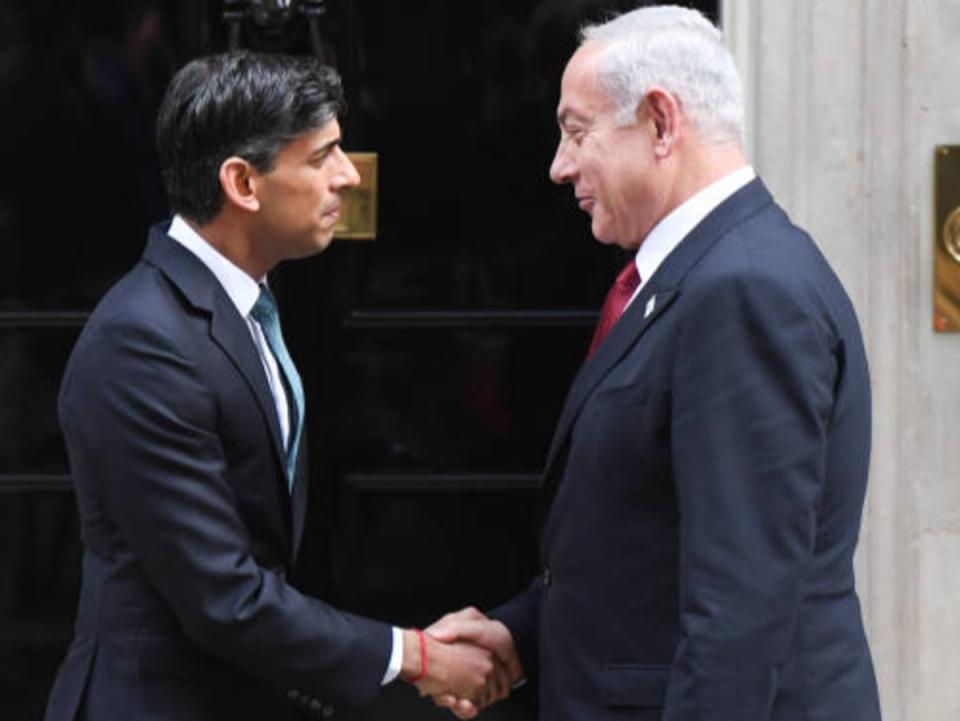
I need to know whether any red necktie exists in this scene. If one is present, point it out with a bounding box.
[587,259,641,357]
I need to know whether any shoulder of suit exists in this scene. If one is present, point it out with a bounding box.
[79,260,211,354]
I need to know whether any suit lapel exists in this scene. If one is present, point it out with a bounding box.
[290,441,309,561]
[142,225,292,527]
[541,178,774,483]
[542,285,679,480]
[207,300,287,468]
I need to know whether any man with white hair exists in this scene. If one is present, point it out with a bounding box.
[428,5,882,721]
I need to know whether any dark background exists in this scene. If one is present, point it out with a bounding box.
[0,1,716,718]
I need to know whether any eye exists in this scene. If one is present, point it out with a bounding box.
[310,151,330,167]
[560,127,583,146]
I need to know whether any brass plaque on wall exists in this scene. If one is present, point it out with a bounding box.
[935,145,960,332]
[334,152,378,240]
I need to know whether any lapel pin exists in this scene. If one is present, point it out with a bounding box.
[645,294,657,319]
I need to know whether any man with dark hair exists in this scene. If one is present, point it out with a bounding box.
[44,51,508,721]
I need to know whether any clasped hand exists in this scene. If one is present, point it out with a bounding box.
[403,607,523,719]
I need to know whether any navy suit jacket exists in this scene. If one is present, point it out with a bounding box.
[44,225,391,721]
[495,179,882,721]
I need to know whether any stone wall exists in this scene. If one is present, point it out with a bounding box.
[723,2,960,719]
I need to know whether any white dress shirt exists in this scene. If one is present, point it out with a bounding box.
[167,216,403,684]
[628,165,756,308]
[168,216,292,449]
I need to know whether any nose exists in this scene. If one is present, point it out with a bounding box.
[333,148,361,190]
[549,138,574,185]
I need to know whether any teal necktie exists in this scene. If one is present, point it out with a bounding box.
[251,285,304,489]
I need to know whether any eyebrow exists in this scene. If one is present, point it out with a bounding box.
[309,137,341,160]
[557,109,587,127]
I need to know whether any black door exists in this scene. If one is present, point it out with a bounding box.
[0,2,716,719]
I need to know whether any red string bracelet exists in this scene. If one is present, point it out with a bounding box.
[406,629,428,683]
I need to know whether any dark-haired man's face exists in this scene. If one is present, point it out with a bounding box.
[254,118,360,260]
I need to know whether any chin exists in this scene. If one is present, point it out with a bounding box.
[592,221,641,250]
[590,220,617,246]
[307,231,336,255]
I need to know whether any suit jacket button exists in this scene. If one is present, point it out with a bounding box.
[322,704,335,718]
[287,689,301,701]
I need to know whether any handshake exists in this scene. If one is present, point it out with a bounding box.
[399,606,524,719]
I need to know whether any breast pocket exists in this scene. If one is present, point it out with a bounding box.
[589,382,656,412]
[577,384,670,477]
[601,664,670,709]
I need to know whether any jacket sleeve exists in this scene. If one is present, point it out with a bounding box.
[664,272,837,721]
[59,314,392,708]
[489,574,543,682]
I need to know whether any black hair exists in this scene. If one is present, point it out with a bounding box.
[156,51,344,223]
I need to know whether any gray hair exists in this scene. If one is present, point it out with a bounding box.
[580,5,744,145]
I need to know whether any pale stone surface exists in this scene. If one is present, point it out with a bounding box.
[723,1,960,719]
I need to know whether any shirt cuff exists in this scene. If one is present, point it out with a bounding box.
[381,626,404,685]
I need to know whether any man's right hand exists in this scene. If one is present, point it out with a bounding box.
[400,627,512,717]
[423,607,524,719]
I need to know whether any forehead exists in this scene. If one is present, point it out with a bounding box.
[557,44,614,123]
[302,118,342,147]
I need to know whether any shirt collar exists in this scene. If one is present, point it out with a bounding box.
[167,215,262,318]
[635,165,756,287]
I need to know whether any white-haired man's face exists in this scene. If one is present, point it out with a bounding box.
[549,44,670,251]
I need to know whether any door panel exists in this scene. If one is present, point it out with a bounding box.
[0,1,716,719]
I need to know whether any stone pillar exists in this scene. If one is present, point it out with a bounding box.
[723,1,960,719]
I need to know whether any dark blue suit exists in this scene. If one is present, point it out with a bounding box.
[496,179,881,721]
[44,226,391,721]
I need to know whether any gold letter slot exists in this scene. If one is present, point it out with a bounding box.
[934,145,960,331]
[334,152,378,241]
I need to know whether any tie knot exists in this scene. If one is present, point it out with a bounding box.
[251,285,278,324]
[615,260,640,293]
[586,258,640,358]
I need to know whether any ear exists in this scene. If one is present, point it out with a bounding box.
[640,87,681,158]
[219,157,260,213]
